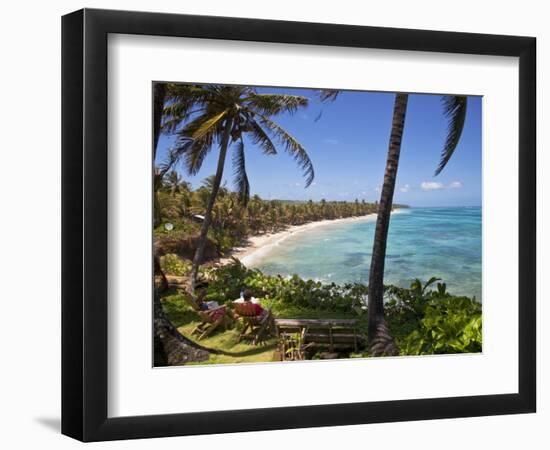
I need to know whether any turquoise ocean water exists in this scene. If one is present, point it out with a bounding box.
[245,207,482,301]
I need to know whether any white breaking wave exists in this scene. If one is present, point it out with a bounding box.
[241,213,380,267]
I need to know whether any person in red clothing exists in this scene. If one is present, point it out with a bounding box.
[195,288,231,323]
[233,289,275,342]
[242,289,265,316]
[233,289,269,321]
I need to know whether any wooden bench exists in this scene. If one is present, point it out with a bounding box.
[275,319,364,358]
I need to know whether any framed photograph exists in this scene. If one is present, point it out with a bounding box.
[62,8,536,442]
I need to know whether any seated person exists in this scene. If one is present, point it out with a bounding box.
[234,288,260,304]
[198,299,220,311]
[195,289,229,322]
[234,289,267,318]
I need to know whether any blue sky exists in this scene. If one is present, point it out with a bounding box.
[155,86,481,207]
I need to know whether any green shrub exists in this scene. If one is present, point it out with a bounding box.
[384,278,482,355]
[399,297,482,355]
[159,253,192,276]
[154,218,199,239]
[203,258,253,303]
[204,259,367,313]
[203,262,482,356]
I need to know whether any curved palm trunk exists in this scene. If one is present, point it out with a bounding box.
[153,170,163,229]
[153,82,167,158]
[153,82,167,229]
[152,82,211,365]
[189,120,233,291]
[367,93,408,356]
[153,292,209,365]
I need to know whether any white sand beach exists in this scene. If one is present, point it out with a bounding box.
[222,213,379,267]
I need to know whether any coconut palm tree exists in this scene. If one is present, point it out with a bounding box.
[152,82,210,365]
[163,84,314,291]
[367,94,467,356]
[153,82,167,155]
[164,170,183,196]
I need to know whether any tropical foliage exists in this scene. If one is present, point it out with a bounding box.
[155,181,394,255]
[204,259,369,314]
[399,297,482,355]
[152,82,479,365]
[366,93,468,354]
[160,257,482,356]
[159,253,192,277]
[156,84,319,288]
[384,278,482,354]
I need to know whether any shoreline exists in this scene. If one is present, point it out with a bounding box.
[217,213,380,268]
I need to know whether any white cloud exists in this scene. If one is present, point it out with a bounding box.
[399,184,410,193]
[421,181,445,191]
[420,180,463,191]
[310,182,317,187]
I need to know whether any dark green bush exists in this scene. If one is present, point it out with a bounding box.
[203,258,253,303]
[159,253,191,276]
[203,261,482,355]
[384,278,482,355]
[398,296,482,355]
[205,259,368,313]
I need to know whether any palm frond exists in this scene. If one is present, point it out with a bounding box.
[161,105,206,133]
[232,139,250,206]
[258,115,315,187]
[162,102,193,132]
[173,110,227,175]
[156,146,184,177]
[170,129,215,177]
[190,110,228,140]
[161,84,212,132]
[246,94,308,115]
[201,174,218,190]
[317,89,340,102]
[313,90,340,123]
[435,96,467,175]
[165,84,212,105]
[248,119,278,155]
[183,135,215,176]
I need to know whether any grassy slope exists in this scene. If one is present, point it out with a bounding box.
[161,292,277,365]
[161,291,369,365]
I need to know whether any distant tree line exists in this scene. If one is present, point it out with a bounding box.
[155,173,407,255]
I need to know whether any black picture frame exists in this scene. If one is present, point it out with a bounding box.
[62,8,536,442]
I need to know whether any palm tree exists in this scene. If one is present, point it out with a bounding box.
[152,82,210,366]
[163,85,314,291]
[165,170,182,196]
[153,82,170,229]
[153,82,167,155]
[367,94,467,356]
